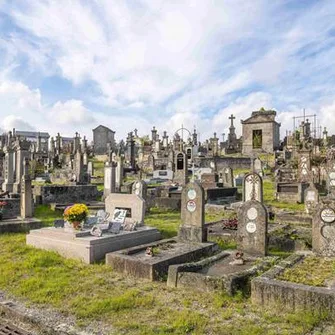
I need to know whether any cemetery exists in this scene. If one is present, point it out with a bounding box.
[1,112,335,334]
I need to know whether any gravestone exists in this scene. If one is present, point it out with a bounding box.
[178,181,206,243]
[104,162,116,198]
[105,193,145,225]
[222,167,234,187]
[304,184,319,215]
[243,172,263,202]
[252,158,262,175]
[327,161,335,198]
[173,151,188,186]
[313,201,335,256]
[87,161,94,177]
[237,199,268,256]
[132,180,147,200]
[20,158,33,218]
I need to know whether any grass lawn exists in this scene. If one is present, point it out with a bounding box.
[0,206,330,334]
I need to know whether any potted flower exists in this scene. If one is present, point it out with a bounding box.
[0,201,7,220]
[63,203,89,229]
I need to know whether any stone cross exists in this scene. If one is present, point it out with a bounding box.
[178,181,206,243]
[229,114,236,127]
[237,199,268,256]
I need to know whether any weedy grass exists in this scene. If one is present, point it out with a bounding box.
[278,256,335,286]
[34,205,63,226]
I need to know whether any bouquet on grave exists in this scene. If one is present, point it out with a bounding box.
[63,203,89,223]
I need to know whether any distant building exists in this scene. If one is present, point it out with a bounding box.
[241,109,280,155]
[13,129,50,153]
[92,125,116,155]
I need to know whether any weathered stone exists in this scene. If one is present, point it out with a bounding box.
[237,200,268,256]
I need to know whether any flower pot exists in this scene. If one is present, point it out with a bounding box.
[71,221,81,230]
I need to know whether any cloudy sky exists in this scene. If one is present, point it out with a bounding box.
[0,0,335,142]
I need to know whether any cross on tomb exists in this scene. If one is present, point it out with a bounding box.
[229,114,236,127]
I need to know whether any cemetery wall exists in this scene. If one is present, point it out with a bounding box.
[33,185,100,204]
[196,157,251,170]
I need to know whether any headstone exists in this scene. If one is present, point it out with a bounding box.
[87,161,94,177]
[178,181,206,243]
[252,158,262,175]
[132,180,147,200]
[313,201,335,256]
[105,193,145,225]
[115,155,124,192]
[174,151,188,186]
[237,200,268,256]
[222,167,234,187]
[242,172,263,202]
[304,184,319,215]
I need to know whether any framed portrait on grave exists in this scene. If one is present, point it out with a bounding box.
[187,200,196,212]
[247,207,258,220]
[112,209,127,224]
[187,189,197,200]
[246,222,257,233]
[320,208,335,223]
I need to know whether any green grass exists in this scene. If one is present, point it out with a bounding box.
[145,207,181,238]
[0,229,330,334]
[34,205,63,226]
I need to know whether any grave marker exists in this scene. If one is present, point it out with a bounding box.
[237,200,268,256]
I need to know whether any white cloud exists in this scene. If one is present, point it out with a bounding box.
[2,115,35,132]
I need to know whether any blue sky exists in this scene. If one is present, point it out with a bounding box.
[0,0,335,141]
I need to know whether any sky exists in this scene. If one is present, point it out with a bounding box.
[0,0,335,142]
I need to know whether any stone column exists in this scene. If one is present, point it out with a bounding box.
[13,140,30,194]
[115,155,124,192]
[2,145,14,192]
[20,158,33,219]
[104,162,116,198]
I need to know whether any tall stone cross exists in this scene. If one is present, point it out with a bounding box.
[229,114,236,127]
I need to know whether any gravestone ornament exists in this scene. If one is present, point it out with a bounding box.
[110,222,122,234]
[237,200,268,256]
[90,225,103,237]
[179,181,206,243]
[242,173,263,203]
[313,203,335,256]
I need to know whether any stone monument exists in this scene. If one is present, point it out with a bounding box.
[174,151,188,186]
[313,201,335,256]
[237,200,268,256]
[178,181,206,243]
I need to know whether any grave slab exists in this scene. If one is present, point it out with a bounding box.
[26,226,161,264]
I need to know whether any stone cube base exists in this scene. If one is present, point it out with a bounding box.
[26,226,161,264]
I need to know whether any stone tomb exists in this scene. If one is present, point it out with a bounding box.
[105,181,218,280]
[243,172,263,202]
[27,203,161,264]
[312,201,335,256]
[237,200,268,256]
